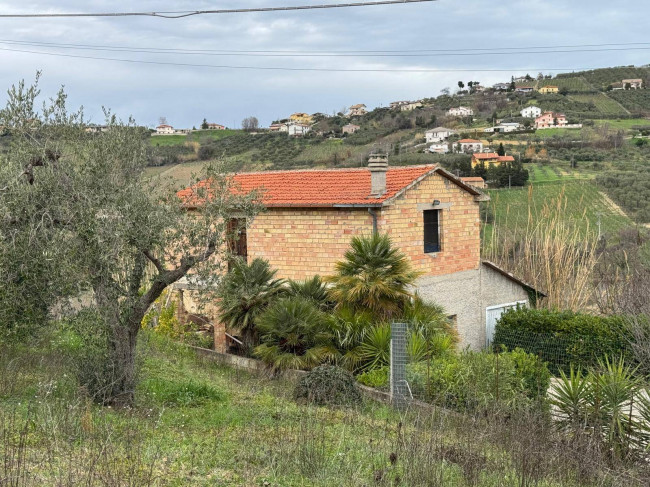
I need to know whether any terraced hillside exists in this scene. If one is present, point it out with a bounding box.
[485,180,631,239]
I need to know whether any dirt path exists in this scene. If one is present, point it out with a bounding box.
[599,191,629,219]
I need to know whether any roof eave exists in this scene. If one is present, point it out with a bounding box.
[482,260,547,298]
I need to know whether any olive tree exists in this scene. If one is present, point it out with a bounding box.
[0,77,262,405]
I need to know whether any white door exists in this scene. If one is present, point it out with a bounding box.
[485,301,527,348]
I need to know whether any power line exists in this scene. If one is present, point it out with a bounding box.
[2,38,650,58]
[2,38,650,56]
[0,45,606,73]
[0,0,438,19]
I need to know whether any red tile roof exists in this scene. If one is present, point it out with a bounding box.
[178,165,483,209]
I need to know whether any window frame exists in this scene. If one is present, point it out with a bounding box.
[423,209,442,254]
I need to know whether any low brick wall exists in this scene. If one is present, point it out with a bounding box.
[187,345,449,415]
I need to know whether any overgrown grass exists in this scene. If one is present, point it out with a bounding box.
[2,331,649,485]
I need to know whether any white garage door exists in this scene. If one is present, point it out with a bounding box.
[485,301,527,348]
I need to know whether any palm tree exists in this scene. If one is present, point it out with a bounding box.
[325,233,421,320]
[216,257,285,349]
[287,275,333,311]
[254,296,337,371]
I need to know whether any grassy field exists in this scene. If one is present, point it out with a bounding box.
[593,118,650,130]
[150,129,240,147]
[568,94,629,115]
[542,77,594,92]
[6,333,643,486]
[485,180,631,239]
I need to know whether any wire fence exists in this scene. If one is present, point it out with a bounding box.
[389,322,639,409]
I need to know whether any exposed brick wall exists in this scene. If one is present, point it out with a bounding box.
[246,171,481,280]
[247,208,373,280]
[380,173,481,276]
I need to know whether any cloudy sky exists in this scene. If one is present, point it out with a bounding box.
[0,0,648,128]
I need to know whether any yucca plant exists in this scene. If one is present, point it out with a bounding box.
[359,323,392,371]
[326,233,421,320]
[254,296,337,371]
[591,356,641,458]
[549,366,592,431]
[216,257,285,348]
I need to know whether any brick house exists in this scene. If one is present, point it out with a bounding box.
[347,104,367,117]
[342,123,360,134]
[178,155,540,350]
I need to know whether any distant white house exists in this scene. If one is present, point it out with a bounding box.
[493,82,510,91]
[429,143,450,154]
[520,106,542,118]
[155,124,175,135]
[515,86,534,94]
[447,106,474,117]
[425,127,457,143]
[622,79,643,89]
[400,101,423,111]
[484,122,523,134]
[457,138,483,153]
[288,123,311,137]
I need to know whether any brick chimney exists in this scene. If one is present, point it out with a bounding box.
[368,153,388,197]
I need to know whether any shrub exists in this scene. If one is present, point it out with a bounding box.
[294,365,362,406]
[493,308,634,373]
[356,366,389,390]
[254,296,337,371]
[408,349,550,412]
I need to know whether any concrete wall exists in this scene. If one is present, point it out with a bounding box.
[416,263,529,350]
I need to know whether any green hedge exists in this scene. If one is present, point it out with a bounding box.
[492,308,633,373]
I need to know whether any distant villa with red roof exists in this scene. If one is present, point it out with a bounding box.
[471,153,515,167]
[178,155,542,350]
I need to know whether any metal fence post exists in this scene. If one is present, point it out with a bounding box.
[390,322,408,410]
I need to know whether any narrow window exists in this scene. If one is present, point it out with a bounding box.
[227,218,248,271]
[423,209,441,253]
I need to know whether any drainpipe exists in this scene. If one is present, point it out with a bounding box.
[368,208,378,235]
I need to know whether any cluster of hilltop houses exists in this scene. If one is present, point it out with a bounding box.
[153,122,226,136]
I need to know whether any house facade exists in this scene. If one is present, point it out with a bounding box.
[520,106,542,118]
[288,123,311,137]
[622,79,643,89]
[447,106,474,117]
[471,153,515,168]
[206,123,226,130]
[458,139,483,153]
[425,127,456,143]
[515,86,534,94]
[289,112,313,125]
[342,123,360,134]
[538,85,559,94]
[155,124,175,135]
[348,104,367,117]
[535,111,568,129]
[179,157,539,350]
